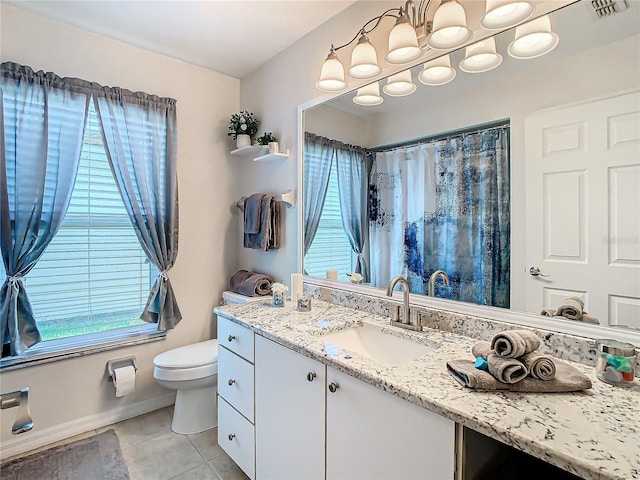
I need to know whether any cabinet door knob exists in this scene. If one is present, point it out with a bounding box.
[227,335,236,342]
[228,379,236,386]
[307,372,317,382]
[328,382,339,393]
[228,434,236,441]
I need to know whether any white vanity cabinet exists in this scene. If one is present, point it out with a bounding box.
[217,317,255,480]
[254,334,456,480]
[326,367,455,479]
[255,335,326,479]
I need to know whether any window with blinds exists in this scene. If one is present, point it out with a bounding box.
[20,102,152,341]
[304,158,356,281]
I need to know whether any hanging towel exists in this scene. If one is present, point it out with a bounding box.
[243,194,264,234]
[491,329,541,358]
[244,195,281,251]
[556,297,584,320]
[446,358,592,392]
[521,352,557,381]
[229,269,273,297]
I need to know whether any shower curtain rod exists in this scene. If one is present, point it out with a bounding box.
[370,118,509,153]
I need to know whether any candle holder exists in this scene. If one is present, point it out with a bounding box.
[297,296,311,312]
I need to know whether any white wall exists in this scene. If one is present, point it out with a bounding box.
[0,5,239,455]
[237,1,398,284]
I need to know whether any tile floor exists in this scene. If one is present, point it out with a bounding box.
[6,406,250,480]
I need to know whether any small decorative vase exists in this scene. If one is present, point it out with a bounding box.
[236,134,251,149]
[268,141,279,155]
[272,290,285,307]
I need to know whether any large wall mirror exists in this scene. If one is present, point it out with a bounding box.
[301,0,640,336]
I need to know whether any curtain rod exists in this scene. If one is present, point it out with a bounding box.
[370,118,510,153]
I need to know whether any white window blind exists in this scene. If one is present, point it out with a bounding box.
[20,102,152,341]
[304,156,356,281]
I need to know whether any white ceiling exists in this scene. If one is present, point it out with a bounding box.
[5,0,357,79]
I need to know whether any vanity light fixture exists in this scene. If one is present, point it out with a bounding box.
[418,54,457,86]
[316,47,348,92]
[316,0,473,91]
[349,35,383,79]
[353,81,384,106]
[383,70,417,96]
[426,0,473,50]
[385,11,423,64]
[480,0,535,30]
[459,37,503,73]
[508,15,559,59]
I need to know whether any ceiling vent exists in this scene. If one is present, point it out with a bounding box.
[591,0,628,17]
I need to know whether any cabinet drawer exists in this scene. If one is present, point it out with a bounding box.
[218,345,255,422]
[219,397,255,480]
[218,316,254,362]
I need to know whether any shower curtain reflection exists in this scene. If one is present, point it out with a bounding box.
[369,124,511,308]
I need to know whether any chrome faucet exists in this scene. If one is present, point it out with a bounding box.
[386,275,422,331]
[428,270,450,297]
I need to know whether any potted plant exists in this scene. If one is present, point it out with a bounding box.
[256,132,279,154]
[228,110,259,149]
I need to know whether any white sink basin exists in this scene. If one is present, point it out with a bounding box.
[320,323,434,365]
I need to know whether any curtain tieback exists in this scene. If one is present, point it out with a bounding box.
[159,270,170,281]
[6,274,23,288]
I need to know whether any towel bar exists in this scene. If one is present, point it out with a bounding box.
[235,189,296,211]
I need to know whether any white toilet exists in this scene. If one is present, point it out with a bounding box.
[152,291,264,435]
[153,339,219,435]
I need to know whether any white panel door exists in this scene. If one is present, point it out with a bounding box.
[254,335,325,480]
[326,367,455,480]
[525,90,640,327]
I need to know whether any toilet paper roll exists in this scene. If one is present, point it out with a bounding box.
[113,365,136,398]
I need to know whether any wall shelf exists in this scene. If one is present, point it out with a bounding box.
[253,150,290,162]
[230,145,267,156]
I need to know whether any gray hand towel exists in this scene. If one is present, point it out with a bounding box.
[520,352,556,381]
[580,314,600,325]
[487,353,529,384]
[244,195,280,251]
[491,329,540,358]
[229,269,273,297]
[243,194,263,234]
[556,297,584,320]
[540,308,556,317]
[471,340,493,360]
[446,359,592,392]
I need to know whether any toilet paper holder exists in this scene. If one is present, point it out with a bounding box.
[106,356,138,382]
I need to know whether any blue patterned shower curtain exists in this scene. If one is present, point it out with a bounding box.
[369,125,510,308]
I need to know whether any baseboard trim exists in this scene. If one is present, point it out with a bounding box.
[0,392,176,461]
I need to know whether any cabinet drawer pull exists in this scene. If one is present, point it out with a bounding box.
[228,434,236,441]
[228,379,236,386]
[328,382,339,393]
[307,372,317,382]
[227,335,236,342]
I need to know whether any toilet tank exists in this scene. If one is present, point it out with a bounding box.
[222,291,267,305]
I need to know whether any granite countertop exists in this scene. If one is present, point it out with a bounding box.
[214,300,640,480]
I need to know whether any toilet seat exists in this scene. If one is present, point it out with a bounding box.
[153,339,218,382]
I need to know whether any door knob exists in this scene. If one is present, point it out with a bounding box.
[328,382,339,393]
[228,379,236,386]
[529,266,550,277]
[307,372,317,382]
[227,335,236,342]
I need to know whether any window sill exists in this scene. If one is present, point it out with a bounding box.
[0,324,166,372]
